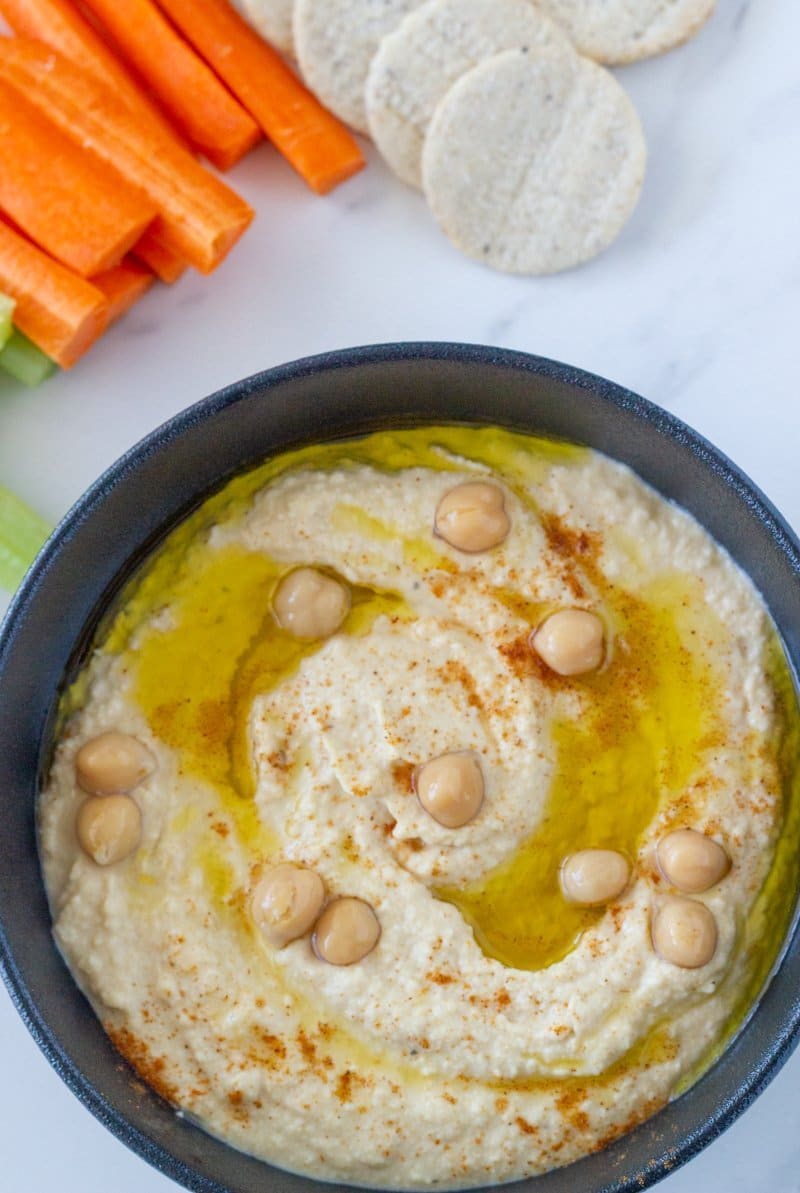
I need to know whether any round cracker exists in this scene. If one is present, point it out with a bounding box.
[366,0,573,190]
[294,0,424,132]
[422,48,646,275]
[241,0,295,57]
[536,0,716,65]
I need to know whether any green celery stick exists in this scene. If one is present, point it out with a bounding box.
[0,330,57,387]
[0,293,14,352]
[0,485,51,593]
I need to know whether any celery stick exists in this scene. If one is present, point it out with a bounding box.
[0,329,57,387]
[0,293,14,352]
[0,486,51,592]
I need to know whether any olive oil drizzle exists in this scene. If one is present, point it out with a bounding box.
[62,426,800,1095]
[79,426,586,901]
[436,574,726,971]
[130,545,410,857]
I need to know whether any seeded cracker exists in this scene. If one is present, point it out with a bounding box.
[294,0,425,132]
[241,0,295,57]
[422,48,646,275]
[536,0,716,65]
[366,0,573,190]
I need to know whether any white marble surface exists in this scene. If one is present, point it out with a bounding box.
[1,1,799,1189]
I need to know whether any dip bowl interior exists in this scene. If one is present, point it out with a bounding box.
[2,342,800,1193]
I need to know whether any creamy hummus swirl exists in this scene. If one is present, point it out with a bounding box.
[39,429,795,1189]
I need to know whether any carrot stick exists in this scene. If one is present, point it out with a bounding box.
[0,81,156,278]
[0,38,254,275]
[0,0,182,145]
[154,0,365,194]
[0,218,108,368]
[132,228,187,284]
[92,258,154,328]
[80,0,261,170]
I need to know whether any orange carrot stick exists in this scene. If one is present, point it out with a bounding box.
[154,0,365,194]
[0,218,108,368]
[0,81,156,278]
[0,38,254,274]
[0,0,181,144]
[80,0,261,170]
[92,258,154,327]
[133,228,187,284]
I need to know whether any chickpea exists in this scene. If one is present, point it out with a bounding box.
[75,731,155,795]
[530,609,605,677]
[273,568,349,639]
[251,863,326,948]
[651,898,717,968]
[434,481,510,553]
[560,849,630,906]
[656,829,730,894]
[76,794,141,865]
[415,751,484,829]
[312,897,380,966]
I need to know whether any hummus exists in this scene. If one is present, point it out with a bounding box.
[39,426,800,1189]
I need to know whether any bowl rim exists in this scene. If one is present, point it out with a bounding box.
[2,340,800,1193]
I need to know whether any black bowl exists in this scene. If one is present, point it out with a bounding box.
[2,343,800,1193]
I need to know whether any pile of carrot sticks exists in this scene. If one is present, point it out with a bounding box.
[0,0,365,373]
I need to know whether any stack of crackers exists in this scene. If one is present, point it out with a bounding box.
[242,0,716,273]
